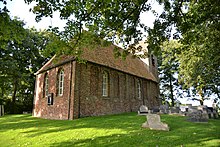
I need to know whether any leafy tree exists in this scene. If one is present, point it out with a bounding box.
[147,0,220,104]
[2,0,219,104]
[158,40,182,106]
[175,0,220,104]
[0,12,49,113]
[22,0,152,57]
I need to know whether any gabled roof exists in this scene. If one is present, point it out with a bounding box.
[36,45,158,82]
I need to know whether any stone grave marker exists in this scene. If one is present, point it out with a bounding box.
[159,105,169,114]
[151,106,160,113]
[170,107,180,113]
[187,110,208,122]
[138,105,149,115]
[142,114,169,131]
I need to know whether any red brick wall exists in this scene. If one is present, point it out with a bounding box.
[74,62,160,118]
[33,61,76,120]
[33,61,159,120]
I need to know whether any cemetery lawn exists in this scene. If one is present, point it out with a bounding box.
[0,113,219,147]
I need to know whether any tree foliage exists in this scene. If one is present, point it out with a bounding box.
[25,0,220,103]
[0,11,49,113]
[1,0,219,106]
[147,0,220,104]
[158,40,182,106]
[23,0,152,57]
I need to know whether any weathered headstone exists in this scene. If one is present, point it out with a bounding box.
[159,105,169,114]
[142,114,169,131]
[138,105,149,115]
[187,110,208,122]
[151,106,160,113]
[170,107,180,113]
[188,106,198,113]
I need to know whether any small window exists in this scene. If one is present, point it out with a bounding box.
[102,71,109,97]
[137,80,141,99]
[44,73,49,97]
[58,69,64,96]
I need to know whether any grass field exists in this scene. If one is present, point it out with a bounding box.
[0,113,219,147]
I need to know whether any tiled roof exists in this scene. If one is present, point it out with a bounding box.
[36,45,158,82]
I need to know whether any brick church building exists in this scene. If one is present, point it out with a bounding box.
[33,45,160,120]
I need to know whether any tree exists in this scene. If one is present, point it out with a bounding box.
[176,0,220,104]
[147,0,220,104]
[1,0,219,104]
[22,0,152,57]
[0,12,49,113]
[158,40,182,106]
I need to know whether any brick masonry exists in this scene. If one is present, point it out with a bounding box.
[33,60,160,120]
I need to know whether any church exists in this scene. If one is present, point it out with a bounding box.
[33,45,160,120]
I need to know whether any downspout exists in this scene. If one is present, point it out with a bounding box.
[68,61,73,120]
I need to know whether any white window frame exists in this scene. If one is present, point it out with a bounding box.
[44,74,49,97]
[102,71,109,97]
[58,70,64,96]
[137,80,141,99]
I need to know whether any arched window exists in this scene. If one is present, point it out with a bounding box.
[44,73,49,97]
[102,71,109,97]
[137,80,141,99]
[58,69,64,96]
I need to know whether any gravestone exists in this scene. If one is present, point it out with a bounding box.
[159,105,169,114]
[170,107,180,113]
[187,110,208,122]
[138,105,149,115]
[142,114,169,131]
[188,106,198,113]
[151,106,160,113]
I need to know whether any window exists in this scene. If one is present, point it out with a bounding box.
[44,73,49,97]
[58,69,64,96]
[102,71,109,97]
[137,80,141,99]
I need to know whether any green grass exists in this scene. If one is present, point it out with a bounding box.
[0,113,219,147]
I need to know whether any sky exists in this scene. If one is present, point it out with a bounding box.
[6,0,163,30]
[4,0,216,107]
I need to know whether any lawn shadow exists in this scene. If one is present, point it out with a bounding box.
[0,113,219,146]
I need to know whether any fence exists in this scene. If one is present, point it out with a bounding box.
[0,105,4,116]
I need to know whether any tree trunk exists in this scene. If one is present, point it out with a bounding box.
[198,88,204,106]
[169,74,175,107]
[11,79,18,114]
